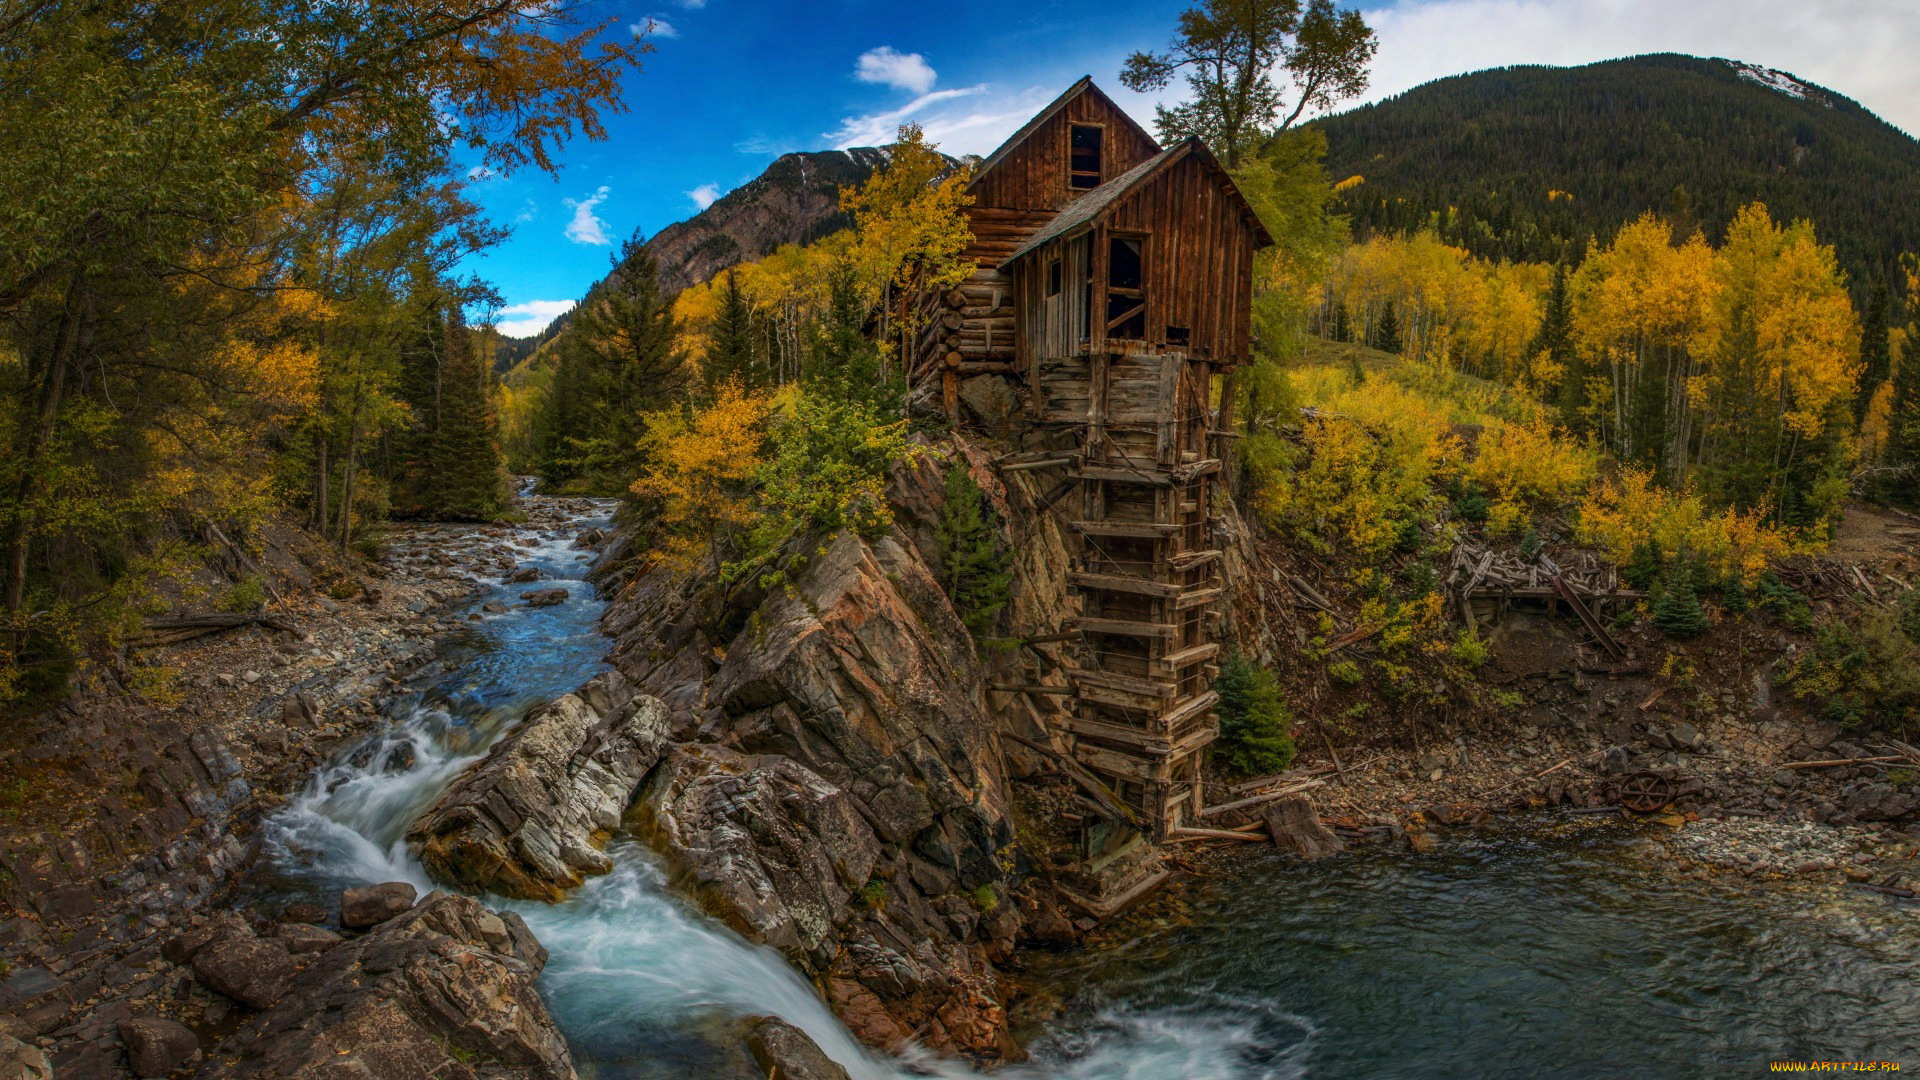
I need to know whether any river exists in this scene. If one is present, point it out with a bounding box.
[245,500,1920,1079]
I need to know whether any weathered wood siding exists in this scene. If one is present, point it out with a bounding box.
[967,91,1159,215]
[1013,154,1260,373]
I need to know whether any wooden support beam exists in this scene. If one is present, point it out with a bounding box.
[1068,571,1182,598]
[1077,616,1179,640]
[1149,641,1220,676]
[1173,586,1224,611]
[1070,520,1181,539]
[1070,666,1179,699]
[1054,714,1173,754]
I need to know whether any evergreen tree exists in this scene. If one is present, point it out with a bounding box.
[537,238,684,492]
[702,268,758,397]
[426,310,509,520]
[1533,264,1582,420]
[1374,301,1401,354]
[1857,278,1892,424]
[1889,309,1920,507]
[804,258,899,411]
[935,463,1014,647]
[1214,653,1295,775]
[1651,561,1709,638]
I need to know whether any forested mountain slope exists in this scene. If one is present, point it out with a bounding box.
[1315,54,1920,285]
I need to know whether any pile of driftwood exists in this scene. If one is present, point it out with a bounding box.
[133,612,296,648]
[1773,557,1914,608]
[1171,773,1344,858]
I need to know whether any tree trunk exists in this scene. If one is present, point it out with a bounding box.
[314,430,330,533]
[4,274,88,611]
[340,378,363,556]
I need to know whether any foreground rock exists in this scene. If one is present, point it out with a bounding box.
[340,880,416,927]
[409,672,670,900]
[199,892,571,1079]
[0,1034,51,1080]
[118,1016,199,1078]
[607,459,1028,1058]
[742,1016,852,1080]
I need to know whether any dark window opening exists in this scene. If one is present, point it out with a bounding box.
[1069,124,1104,190]
[1046,258,1062,297]
[1166,325,1190,347]
[1106,235,1146,340]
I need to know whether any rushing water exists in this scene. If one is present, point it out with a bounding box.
[249,501,1920,1079]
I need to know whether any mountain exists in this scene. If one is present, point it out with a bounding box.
[1313,54,1920,287]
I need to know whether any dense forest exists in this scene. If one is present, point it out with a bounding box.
[1316,54,1920,291]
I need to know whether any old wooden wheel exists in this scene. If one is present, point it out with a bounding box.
[1616,772,1676,813]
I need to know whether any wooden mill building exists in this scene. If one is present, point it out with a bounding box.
[915,79,1271,838]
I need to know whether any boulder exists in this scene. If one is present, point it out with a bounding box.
[520,588,568,607]
[119,1016,200,1078]
[276,902,326,925]
[0,1035,50,1080]
[742,1016,851,1080]
[1845,783,1917,821]
[340,882,416,928]
[197,893,570,1079]
[408,673,670,901]
[191,923,298,1010]
[638,746,881,964]
[505,565,543,584]
[274,923,343,955]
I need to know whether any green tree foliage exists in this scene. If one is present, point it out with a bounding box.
[1534,264,1581,418]
[1214,653,1296,775]
[1887,277,1920,507]
[425,310,508,520]
[702,268,759,399]
[1651,562,1709,638]
[1856,279,1891,424]
[1316,54,1920,288]
[1121,0,1377,168]
[1373,301,1401,353]
[1786,609,1920,732]
[538,237,685,493]
[934,463,1013,648]
[804,257,900,411]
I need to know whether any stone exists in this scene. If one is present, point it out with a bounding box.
[276,902,326,925]
[273,923,343,955]
[1669,722,1702,751]
[408,673,669,901]
[505,566,542,584]
[520,588,569,607]
[118,1016,200,1078]
[742,1016,851,1080]
[0,1035,50,1080]
[1599,746,1632,776]
[482,601,509,614]
[339,882,417,928]
[192,926,298,1009]
[196,893,569,1079]
[1845,783,1917,821]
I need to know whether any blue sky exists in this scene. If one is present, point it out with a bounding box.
[464,0,1920,337]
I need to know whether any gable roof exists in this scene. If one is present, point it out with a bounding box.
[999,137,1275,268]
[967,76,1160,192]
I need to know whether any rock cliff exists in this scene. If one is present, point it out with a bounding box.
[601,452,1029,1059]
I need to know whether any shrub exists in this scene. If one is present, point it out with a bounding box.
[934,463,1013,648]
[219,575,265,613]
[968,884,998,913]
[1215,654,1296,775]
[1755,571,1813,630]
[1326,659,1363,686]
[1450,630,1489,668]
[1785,610,1920,732]
[1576,468,1795,586]
[1651,564,1709,638]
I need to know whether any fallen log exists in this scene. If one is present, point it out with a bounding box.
[1199,778,1325,819]
[134,612,299,647]
[1779,756,1908,770]
[1168,827,1268,843]
[1846,882,1916,898]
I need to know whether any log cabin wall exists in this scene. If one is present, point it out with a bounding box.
[966,84,1160,217]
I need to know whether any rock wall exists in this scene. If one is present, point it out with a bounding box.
[600,450,1029,1059]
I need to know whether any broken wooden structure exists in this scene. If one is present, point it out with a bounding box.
[922,79,1271,840]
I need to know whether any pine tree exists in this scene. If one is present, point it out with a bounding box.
[1889,291,1920,507]
[1533,263,1582,420]
[1214,653,1295,775]
[804,258,897,410]
[702,268,757,398]
[935,463,1013,647]
[537,238,684,492]
[1374,301,1401,354]
[427,310,508,520]
[1651,561,1709,638]
[1856,278,1891,425]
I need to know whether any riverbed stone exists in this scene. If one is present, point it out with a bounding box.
[408,672,670,901]
[340,881,416,928]
[197,892,569,1079]
[741,1015,851,1080]
[191,925,297,1009]
[118,1016,199,1078]
[520,587,568,607]
[0,1034,50,1080]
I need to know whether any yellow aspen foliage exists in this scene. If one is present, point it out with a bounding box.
[1465,415,1597,535]
[630,380,775,569]
[1575,468,1795,584]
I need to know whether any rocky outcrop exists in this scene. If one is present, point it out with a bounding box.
[408,672,670,901]
[741,1016,852,1080]
[199,892,570,1079]
[603,453,1028,1058]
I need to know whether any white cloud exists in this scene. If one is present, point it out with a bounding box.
[687,183,723,210]
[1353,0,1920,137]
[563,185,612,246]
[855,46,938,95]
[828,86,986,149]
[513,198,538,224]
[631,16,676,38]
[490,300,575,338]
[466,165,495,181]
[676,0,705,7]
